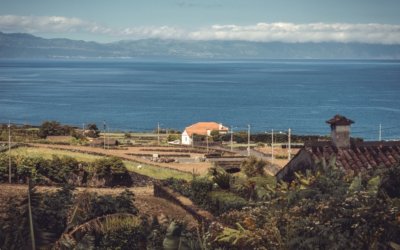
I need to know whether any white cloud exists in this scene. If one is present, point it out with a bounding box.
[188,23,400,44]
[0,15,91,33]
[1,15,400,44]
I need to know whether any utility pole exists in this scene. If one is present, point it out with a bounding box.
[103,121,106,150]
[271,129,274,164]
[206,134,209,153]
[379,124,382,141]
[230,126,233,152]
[8,121,11,184]
[107,125,110,150]
[157,122,160,146]
[247,124,251,156]
[288,128,291,161]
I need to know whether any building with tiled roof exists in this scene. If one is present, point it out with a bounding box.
[276,115,400,182]
[181,122,229,145]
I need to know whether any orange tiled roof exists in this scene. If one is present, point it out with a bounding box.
[306,141,400,171]
[184,122,228,136]
[276,140,400,181]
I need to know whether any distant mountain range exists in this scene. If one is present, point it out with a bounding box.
[1,31,400,59]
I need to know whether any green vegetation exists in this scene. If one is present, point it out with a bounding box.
[124,161,193,181]
[0,182,207,249]
[1,151,400,249]
[240,155,269,177]
[209,166,231,190]
[0,153,134,187]
[38,121,74,138]
[208,191,247,215]
[210,162,400,249]
[161,158,400,249]
[0,124,40,142]
[219,131,329,144]
[10,147,193,181]
[190,177,214,207]
[91,157,133,187]
[166,133,180,142]
[0,184,153,249]
[11,147,101,161]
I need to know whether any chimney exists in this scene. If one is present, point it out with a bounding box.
[326,114,354,148]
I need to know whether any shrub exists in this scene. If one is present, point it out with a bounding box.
[91,157,132,187]
[167,134,180,142]
[379,164,400,198]
[190,177,213,206]
[162,178,191,197]
[45,155,82,183]
[93,157,125,177]
[88,190,138,219]
[208,191,247,215]
[14,155,48,183]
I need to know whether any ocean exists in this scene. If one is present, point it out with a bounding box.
[0,59,399,141]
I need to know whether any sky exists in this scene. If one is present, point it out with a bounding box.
[0,0,400,44]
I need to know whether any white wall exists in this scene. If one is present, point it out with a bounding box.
[181,130,192,145]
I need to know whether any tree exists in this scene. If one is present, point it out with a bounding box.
[85,123,100,138]
[167,134,180,142]
[38,121,72,138]
[210,130,222,142]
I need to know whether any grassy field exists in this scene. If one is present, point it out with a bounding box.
[10,147,193,181]
[11,147,101,161]
[123,161,193,181]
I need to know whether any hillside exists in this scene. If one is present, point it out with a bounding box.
[1,32,400,59]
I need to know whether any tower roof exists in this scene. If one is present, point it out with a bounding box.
[326,114,354,126]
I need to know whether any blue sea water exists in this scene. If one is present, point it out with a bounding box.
[0,59,399,140]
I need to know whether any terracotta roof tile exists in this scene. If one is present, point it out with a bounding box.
[304,141,400,173]
[184,122,228,136]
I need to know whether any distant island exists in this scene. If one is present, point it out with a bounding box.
[1,31,400,59]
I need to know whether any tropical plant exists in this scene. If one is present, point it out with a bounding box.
[209,166,231,190]
[57,213,145,249]
[216,223,261,247]
[240,156,268,177]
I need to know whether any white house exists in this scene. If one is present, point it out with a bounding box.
[181,122,229,145]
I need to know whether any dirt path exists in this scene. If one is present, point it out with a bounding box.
[27,143,211,174]
[0,184,198,228]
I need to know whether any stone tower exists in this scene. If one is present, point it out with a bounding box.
[326,114,354,148]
